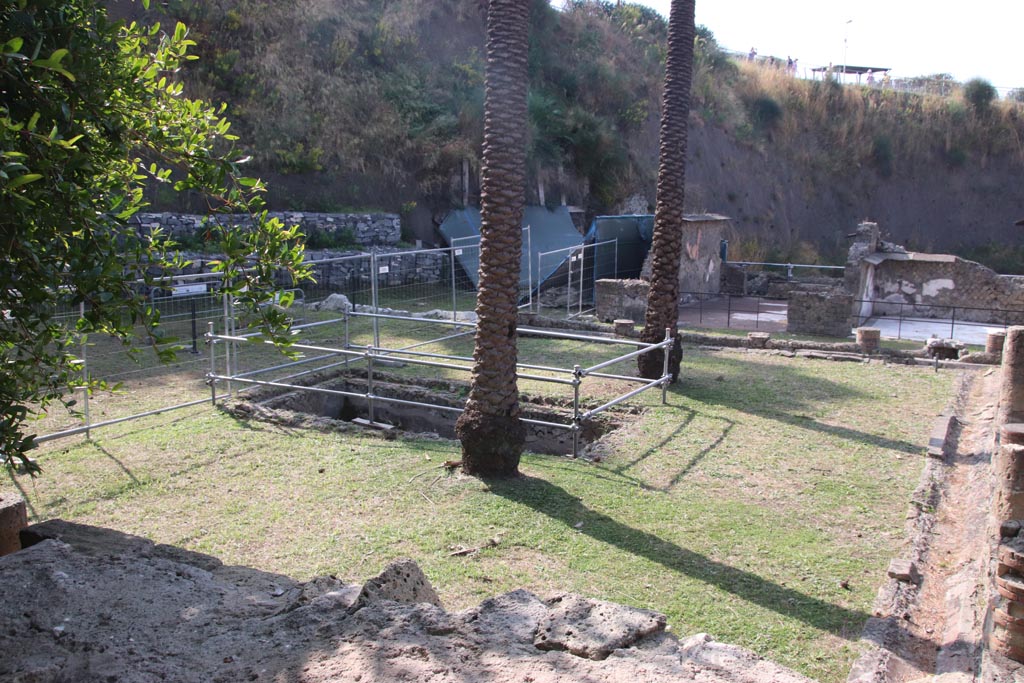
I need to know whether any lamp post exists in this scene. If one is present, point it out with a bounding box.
[842,19,852,82]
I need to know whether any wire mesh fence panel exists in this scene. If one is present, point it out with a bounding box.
[302,254,374,308]
[449,240,481,308]
[374,248,461,316]
[566,239,617,318]
[535,240,618,319]
[676,293,789,332]
[32,288,230,440]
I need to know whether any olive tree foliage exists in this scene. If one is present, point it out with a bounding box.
[1,0,310,473]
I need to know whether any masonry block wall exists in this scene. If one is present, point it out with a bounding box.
[595,279,649,323]
[870,259,1024,324]
[136,212,402,247]
[787,291,853,337]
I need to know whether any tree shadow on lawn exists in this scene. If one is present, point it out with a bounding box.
[601,406,737,491]
[675,353,926,455]
[490,472,905,645]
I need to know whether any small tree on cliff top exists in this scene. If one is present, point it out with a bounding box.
[1,0,309,473]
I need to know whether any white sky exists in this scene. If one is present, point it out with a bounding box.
[585,1,1024,93]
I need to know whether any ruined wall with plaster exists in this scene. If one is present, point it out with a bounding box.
[641,217,727,302]
[677,219,725,299]
[870,259,1024,324]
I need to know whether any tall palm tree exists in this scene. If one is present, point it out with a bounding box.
[637,0,696,381]
[454,0,530,477]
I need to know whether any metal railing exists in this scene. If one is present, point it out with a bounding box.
[536,238,619,318]
[677,292,789,332]
[34,235,631,445]
[853,298,1024,341]
[206,313,675,458]
[728,261,844,280]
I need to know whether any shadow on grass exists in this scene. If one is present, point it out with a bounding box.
[677,352,927,455]
[5,466,38,518]
[94,443,141,486]
[489,472,869,639]
[605,406,737,490]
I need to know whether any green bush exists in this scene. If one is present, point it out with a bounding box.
[871,134,894,177]
[748,96,783,130]
[963,78,997,116]
[303,228,357,250]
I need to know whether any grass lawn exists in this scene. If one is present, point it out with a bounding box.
[5,343,955,682]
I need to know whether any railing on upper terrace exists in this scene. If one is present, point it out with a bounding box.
[728,261,844,280]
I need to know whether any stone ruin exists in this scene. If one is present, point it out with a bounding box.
[593,214,730,322]
[788,221,1024,338]
[0,519,814,683]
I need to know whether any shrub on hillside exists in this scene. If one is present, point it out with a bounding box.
[963,78,997,116]
[871,134,894,177]
[748,96,783,130]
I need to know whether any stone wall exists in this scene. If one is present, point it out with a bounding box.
[136,211,401,247]
[594,279,649,323]
[640,215,728,302]
[153,247,444,295]
[787,291,853,337]
[303,249,444,291]
[720,264,747,295]
[677,218,726,298]
[870,258,1024,324]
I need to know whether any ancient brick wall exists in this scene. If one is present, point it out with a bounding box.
[594,279,649,323]
[787,291,853,337]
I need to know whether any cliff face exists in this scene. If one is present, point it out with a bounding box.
[685,121,1024,261]
[99,0,1024,263]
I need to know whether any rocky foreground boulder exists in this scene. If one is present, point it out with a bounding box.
[2,520,815,682]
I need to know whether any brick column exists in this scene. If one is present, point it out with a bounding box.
[999,327,1024,426]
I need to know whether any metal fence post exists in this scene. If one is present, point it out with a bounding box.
[577,246,585,316]
[370,251,381,349]
[450,247,458,328]
[221,290,230,397]
[566,250,573,318]
[190,297,199,354]
[662,327,671,405]
[207,321,217,405]
[572,364,582,459]
[367,348,376,425]
[950,306,956,339]
[80,301,90,439]
[898,302,904,340]
[727,296,732,328]
[527,226,533,311]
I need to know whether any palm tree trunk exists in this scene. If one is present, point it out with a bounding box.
[455,0,530,477]
[637,0,696,381]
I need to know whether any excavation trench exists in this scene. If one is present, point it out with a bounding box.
[250,368,630,456]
